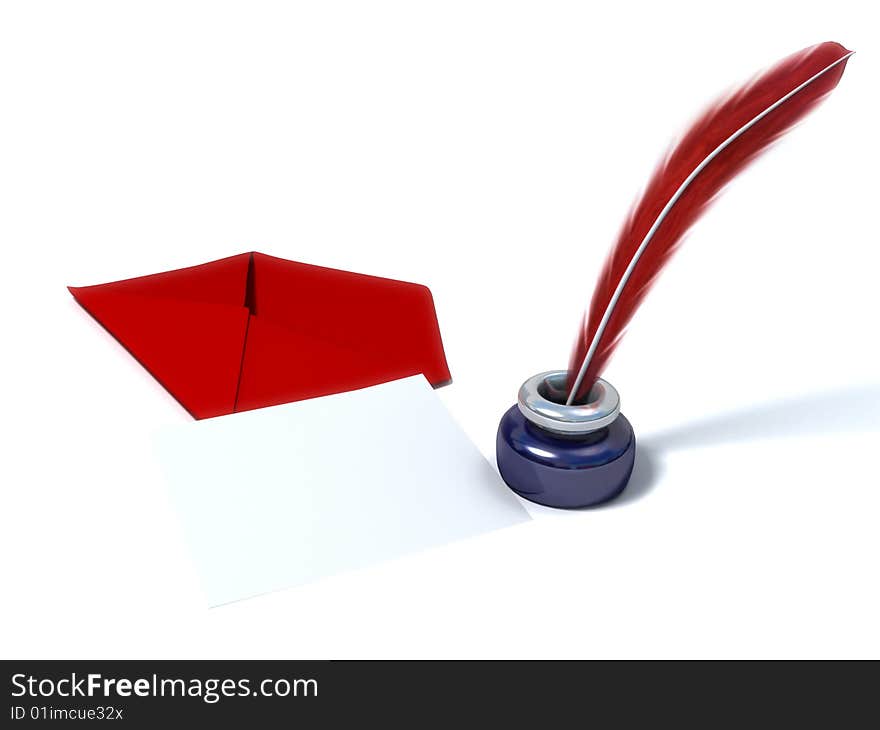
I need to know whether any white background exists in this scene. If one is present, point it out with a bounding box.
[1,0,877,659]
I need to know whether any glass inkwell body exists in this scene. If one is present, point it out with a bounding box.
[496,370,635,508]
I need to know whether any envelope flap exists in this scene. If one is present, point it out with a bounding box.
[235,315,411,412]
[70,288,249,419]
[70,253,252,307]
[250,253,451,386]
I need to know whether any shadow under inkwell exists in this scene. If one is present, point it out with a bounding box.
[608,384,880,507]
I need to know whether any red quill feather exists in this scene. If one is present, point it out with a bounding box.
[566,41,852,404]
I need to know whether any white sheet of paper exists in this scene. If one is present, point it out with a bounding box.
[155,375,529,606]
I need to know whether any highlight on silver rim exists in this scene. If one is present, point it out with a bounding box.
[518,370,620,435]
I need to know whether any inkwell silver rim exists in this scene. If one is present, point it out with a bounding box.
[517,370,620,435]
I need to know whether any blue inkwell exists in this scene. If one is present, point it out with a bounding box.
[496,371,635,508]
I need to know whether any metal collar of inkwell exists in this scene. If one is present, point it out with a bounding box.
[516,370,620,436]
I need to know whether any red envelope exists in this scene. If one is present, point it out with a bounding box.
[69,252,451,419]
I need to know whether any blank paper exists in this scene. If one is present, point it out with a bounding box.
[155,376,529,606]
